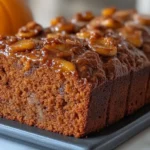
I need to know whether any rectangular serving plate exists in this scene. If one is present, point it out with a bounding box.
[0,105,150,150]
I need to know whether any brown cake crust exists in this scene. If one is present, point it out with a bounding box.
[146,78,150,104]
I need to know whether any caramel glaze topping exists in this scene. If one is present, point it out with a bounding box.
[0,9,150,88]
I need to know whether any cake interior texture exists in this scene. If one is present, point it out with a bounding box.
[0,7,150,137]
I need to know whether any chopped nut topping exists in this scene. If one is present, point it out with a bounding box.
[87,16,122,30]
[1,8,149,76]
[44,35,84,59]
[44,36,72,52]
[133,14,150,26]
[101,7,117,17]
[76,31,91,39]
[50,16,75,33]
[46,33,61,39]
[76,29,102,39]
[73,11,94,22]
[52,58,75,72]
[100,18,122,29]
[118,26,143,47]
[113,10,136,22]
[17,21,43,38]
[89,37,117,56]
[9,39,36,53]
[71,11,94,30]
[50,17,65,26]
[44,43,67,53]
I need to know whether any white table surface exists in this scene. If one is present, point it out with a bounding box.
[0,127,150,150]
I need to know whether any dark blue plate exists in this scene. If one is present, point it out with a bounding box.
[0,105,150,150]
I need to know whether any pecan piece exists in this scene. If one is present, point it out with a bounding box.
[89,37,117,56]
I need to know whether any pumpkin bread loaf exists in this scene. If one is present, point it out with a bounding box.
[0,8,150,137]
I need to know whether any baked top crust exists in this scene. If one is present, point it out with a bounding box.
[0,8,150,88]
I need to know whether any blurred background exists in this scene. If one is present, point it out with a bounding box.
[27,0,150,26]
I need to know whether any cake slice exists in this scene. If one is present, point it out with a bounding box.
[95,7,150,115]
[113,10,150,105]
[85,8,150,122]
[0,34,107,137]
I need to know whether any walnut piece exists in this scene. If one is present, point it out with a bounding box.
[52,58,75,72]
[118,26,143,48]
[89,37,117,56]
[133,14,150,26]
[101,7,117,17]
[73,11,94,22]
[76,29,102,39]
[113,10,136,22]
[100,18,122,29]
[10,39,36,53]
[50,17,75,33]
[17,21,43,38]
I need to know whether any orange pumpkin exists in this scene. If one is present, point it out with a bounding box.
[0,0,33,35]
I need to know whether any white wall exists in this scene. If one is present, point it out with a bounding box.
[28,0,139,26]
[136,0,150,14]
